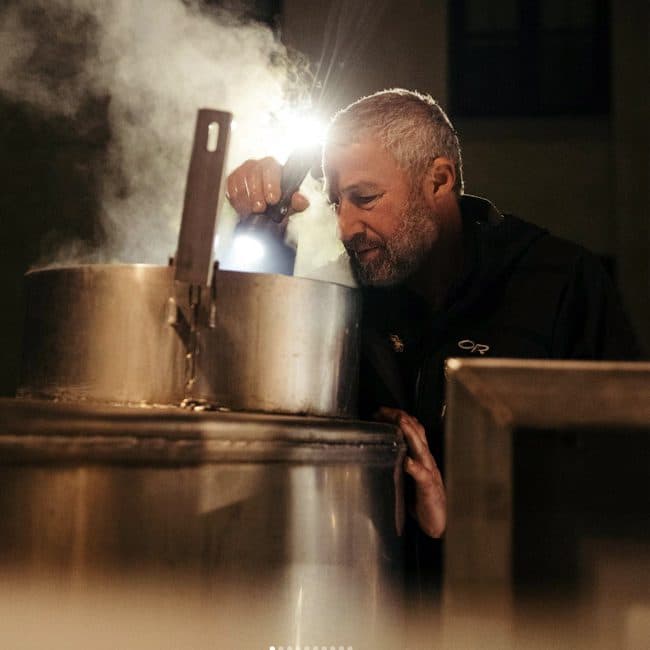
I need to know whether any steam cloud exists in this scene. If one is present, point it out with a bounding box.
[0,0,352,283]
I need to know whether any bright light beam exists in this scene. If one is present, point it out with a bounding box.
[263,109,327,163]
[228,234,266,268]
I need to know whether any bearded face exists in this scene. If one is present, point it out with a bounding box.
[323,136,443,287]
[344,192,438,287]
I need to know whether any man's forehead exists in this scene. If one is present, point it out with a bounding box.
[324,131,382,155]
[323,135,394,181]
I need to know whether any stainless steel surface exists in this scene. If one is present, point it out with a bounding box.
[0,398,406,646]
[18,264,361,416]
[174,109,231,286]
[18,264,186,405]
[442,359,650,649]
[190,269,361,416]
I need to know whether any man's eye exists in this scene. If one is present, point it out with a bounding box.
[355,194,379,206]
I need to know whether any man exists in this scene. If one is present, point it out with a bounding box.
[226,89,641,546]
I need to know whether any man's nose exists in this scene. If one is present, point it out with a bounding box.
[337,202,365,242]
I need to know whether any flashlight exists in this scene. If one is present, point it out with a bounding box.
[220,144,321,275]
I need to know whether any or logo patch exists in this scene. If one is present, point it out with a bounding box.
[457,339,490,355]
[388,333,405,353]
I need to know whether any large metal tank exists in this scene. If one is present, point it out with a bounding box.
[0,398,406,647]
[18,264,361,417]
[7,109,404,648]
[18,264,186,405]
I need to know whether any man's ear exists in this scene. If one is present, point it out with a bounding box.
[421,157,456,208]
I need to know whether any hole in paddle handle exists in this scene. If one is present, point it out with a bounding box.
[206,122,220,152]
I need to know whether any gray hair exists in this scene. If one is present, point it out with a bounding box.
[326,88,464,194]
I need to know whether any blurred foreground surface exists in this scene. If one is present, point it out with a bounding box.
[1,573,648,650]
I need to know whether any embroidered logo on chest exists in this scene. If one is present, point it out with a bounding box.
[457,339,490,355]
[388,333,405,353]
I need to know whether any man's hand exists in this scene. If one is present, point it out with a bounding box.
[376,407,446,538]
[226,157,310,218]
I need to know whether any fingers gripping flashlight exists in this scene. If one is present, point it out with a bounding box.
[221,144,321,275]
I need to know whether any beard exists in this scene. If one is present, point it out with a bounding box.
[344,194,438,287]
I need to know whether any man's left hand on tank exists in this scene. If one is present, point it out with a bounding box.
[375,406,446,538]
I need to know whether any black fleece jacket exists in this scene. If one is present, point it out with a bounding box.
[358,194,642,598]
[359,194,642,457]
